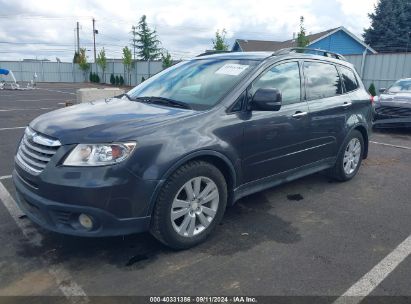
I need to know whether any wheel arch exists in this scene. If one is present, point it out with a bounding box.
[147,150,238,215]
[353,124,369,159]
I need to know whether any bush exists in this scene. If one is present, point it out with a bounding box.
[368,83,377,96]
[110,74,115,85]
[89,71,93,82]
[96,74,100,83]
[119,75,124,86]
[141,76,145,83]
[115,75,120,85]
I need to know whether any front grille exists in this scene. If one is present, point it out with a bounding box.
[376,106,411,117]
[16,127,61,175]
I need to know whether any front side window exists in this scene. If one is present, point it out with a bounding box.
[339,66,359,93]
[304,62,342,100]
[128,59,259,110]
[251,61,301,105]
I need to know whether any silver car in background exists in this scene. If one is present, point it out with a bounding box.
[374,78,411,128]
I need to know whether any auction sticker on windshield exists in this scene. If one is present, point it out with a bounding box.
[215,64,249,76]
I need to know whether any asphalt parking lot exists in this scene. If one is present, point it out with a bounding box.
[0,83,410,302]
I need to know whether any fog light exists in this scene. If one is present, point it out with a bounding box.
[78,213,93,230]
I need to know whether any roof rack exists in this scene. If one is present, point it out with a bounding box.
[273,47,346,61]
[196,50,232,57]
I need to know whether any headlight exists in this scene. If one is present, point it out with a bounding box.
[63,142,136,166]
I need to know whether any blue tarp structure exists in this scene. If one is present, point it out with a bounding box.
[0,69,10,75]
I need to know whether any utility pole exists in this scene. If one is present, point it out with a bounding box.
[92,18,97,63]
[76,22,80,53]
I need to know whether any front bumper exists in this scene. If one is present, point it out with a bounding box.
[13,166,161,237]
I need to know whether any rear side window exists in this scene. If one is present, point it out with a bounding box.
[339,66,359,92]
[252,61,301,105]
[304,62,342,100]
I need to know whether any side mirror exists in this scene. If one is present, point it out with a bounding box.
[379,88,386,93]
[250,88,282,111]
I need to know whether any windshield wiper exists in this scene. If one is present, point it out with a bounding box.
[138,96,192,109]
[116,93,134,100]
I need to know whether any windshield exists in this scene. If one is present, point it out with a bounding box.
[127,58,259,110]
[388,79,411,93]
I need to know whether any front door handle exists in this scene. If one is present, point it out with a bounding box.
[342,101,352,108]
[291,111,308,118]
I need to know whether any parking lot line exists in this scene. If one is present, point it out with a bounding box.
[0,181,89,301]
[0,175,12,180]
[0,107,58,112]
[370,141,411,150]
[333,234,411,304]
[0,127,25,131]
[36,88,76,95]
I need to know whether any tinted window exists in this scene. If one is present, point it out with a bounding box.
[304,62,342,100]
[252,62,301,105]
[340,66,359,92]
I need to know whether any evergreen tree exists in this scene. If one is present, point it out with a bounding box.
[368,83,377,96]
[296,16,310,48]
[161,50,173,69]
[110,74,115,85]
[212,29,229,51]
[134,15,161,60]
[363,0,411,52]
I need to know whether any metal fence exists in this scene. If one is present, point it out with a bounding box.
[345,53,411,90]
[0,60,163,85]
[2,53,411,91]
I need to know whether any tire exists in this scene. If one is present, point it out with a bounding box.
[329,130,364,181]
[150,160,227,250]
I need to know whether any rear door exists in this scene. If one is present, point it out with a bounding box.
[303,60,345,162]
[241,61,312,183]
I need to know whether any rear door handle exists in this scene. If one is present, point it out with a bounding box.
[342,102,352,108]
[291,111,308,118]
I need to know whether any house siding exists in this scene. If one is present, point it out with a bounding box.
[309,30,370,55]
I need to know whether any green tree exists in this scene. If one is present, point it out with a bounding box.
[296,16,310,48]
[122,46,133,85]
[110,74,115,85]
[78,48,90,81]
[96,48,107,83]
[115,75,120,85]
[134,15,161,60]
[212,29,229,51]
[161,50,173,69]
[368,83,377,96]
[363,0,411,52]
[119,75,124,86]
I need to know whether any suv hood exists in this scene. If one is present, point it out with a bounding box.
[30,98,197,144]
[379,92,411,107]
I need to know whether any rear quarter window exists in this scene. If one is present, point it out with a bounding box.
[339,66,359,93]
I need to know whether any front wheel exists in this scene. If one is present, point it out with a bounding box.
[150,161,227,249]
[329,130,364,181]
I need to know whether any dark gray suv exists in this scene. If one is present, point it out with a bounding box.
[13,49,373,249]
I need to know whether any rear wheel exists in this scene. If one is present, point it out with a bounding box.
[150,161,227,249]
[329,130,364,181]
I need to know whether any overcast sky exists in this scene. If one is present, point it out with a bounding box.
[0,0,378,62]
